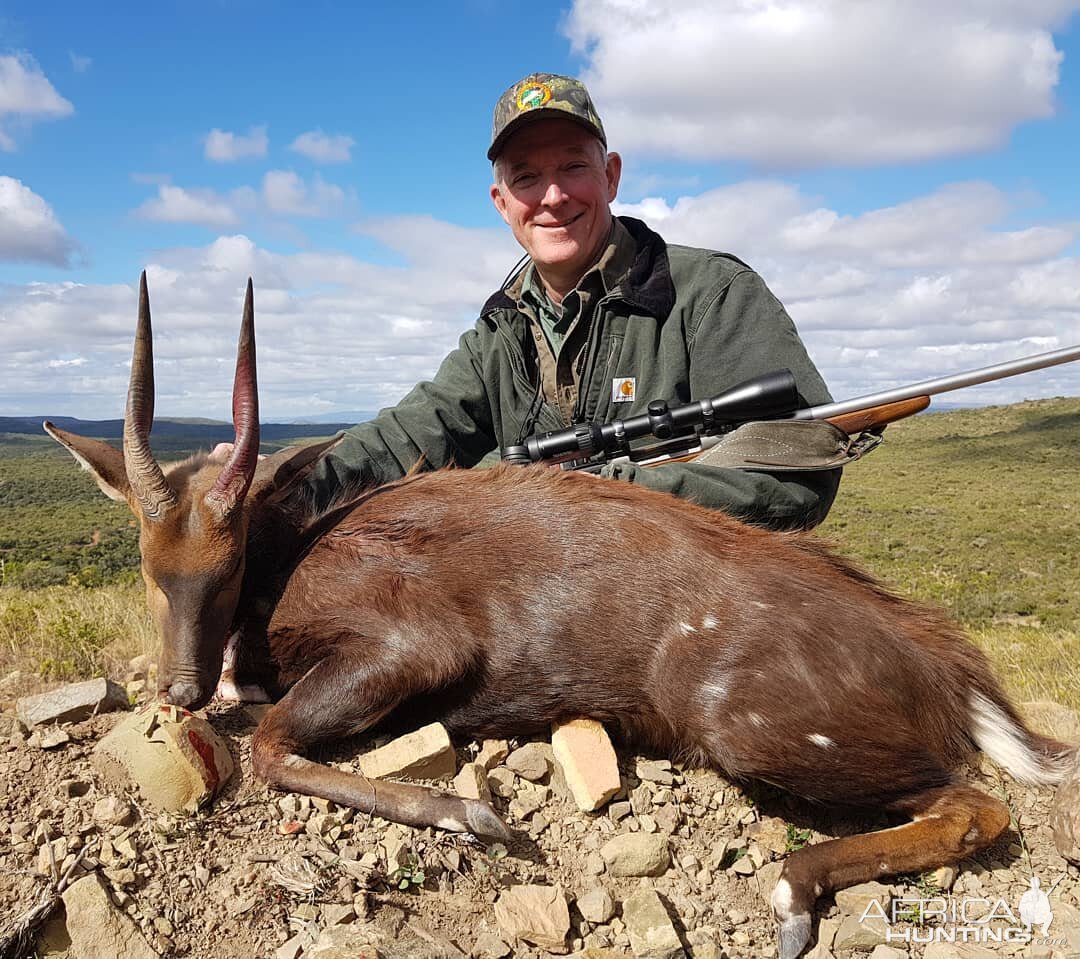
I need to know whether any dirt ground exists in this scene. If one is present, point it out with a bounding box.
[0,684,1078,959]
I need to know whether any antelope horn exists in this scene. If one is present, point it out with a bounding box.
[205,278,260,518]
[124,271,177,521]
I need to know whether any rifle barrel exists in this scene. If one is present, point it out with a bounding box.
[794,344,1080,422]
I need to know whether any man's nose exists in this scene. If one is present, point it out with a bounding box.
[540,179,568,206]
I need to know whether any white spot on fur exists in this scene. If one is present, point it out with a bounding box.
[748,712,766,728]
[751,601,772,610]
[770,878,794,918]
[679,622,696,635]
[700,680,728,705]
[702,614,718,630]
[969,691,1068,784]
[222,630,241,671]
[808,734,834,748]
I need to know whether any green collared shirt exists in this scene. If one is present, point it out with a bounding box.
[514,218,637,421]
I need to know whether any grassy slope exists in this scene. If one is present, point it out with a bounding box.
[1,400,1077,706]
[819,396,1079,707]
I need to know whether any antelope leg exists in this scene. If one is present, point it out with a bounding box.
[770,784,1010,959]
[250,651,509,840]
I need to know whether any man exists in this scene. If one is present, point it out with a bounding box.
[306,73,839,529]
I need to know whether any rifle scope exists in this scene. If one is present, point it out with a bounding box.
[501,368,799,466]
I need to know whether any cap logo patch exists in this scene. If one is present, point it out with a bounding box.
[517,82,552,111]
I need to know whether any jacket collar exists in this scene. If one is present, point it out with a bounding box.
[481,215,675,320]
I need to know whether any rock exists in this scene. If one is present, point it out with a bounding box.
[60,871,158,958]
[1050,752,1080,864]
[306,922,386,958]
[93,702,234,813]
[36,727,71,749]
[357,722,456,780]
[92,794,134,833]
[454,762,492,801]
[622,888,685,959]
[17,677,128,727]
[471,929,512,958]
[635,759,675,785]
[476,739,510,770]
[576,886,616,924]
[868,947,908,959]
[834,881,892,917]
[494,884,571,952]
[931,864,957,890]
[832,912,889,951]
[599,833,670,877]
[504,742,553,781]
[746,815,791,856]
[551,719,622,812]
[487,767,516,798]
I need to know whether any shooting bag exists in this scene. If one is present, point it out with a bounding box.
[694,420,880,472]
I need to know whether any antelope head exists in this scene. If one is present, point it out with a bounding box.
[46,273,339,710]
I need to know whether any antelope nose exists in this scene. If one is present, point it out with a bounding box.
[166,681,203,708]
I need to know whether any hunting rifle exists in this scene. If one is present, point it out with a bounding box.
[500,344,1080,472]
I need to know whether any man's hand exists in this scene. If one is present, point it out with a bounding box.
[211,442,266,462]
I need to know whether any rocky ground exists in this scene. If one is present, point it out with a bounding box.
[0,667,1078,959]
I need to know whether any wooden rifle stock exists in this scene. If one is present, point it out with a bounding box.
[824,395,930,434]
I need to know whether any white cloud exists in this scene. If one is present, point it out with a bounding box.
[135,185,242,228]
[289,130,354,163]
[69,52,92,73]
[261,170,352,217]
[0,176,76,266]
[6,185,1080,419]
[204,125,269,162]
[567,0,1080,166]
[615,178,1080,401]
[0,53,74,149]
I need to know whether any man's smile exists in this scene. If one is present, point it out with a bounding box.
[535,212,585,230]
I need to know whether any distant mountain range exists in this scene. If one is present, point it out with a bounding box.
[0,414,371,443]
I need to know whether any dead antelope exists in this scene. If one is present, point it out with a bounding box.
[47,276,1075,959]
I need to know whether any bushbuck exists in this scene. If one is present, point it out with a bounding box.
[47,276,1075,959]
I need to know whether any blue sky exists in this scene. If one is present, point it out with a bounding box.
[2,0,1080,420]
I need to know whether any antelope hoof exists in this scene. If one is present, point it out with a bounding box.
[776,913,813,959]
[463,800,512,841]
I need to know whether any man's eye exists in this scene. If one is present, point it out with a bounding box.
[513,174,537,186]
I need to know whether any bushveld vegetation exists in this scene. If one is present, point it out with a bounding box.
[0,397,1077,706]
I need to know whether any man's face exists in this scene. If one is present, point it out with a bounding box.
[490,118,622,296]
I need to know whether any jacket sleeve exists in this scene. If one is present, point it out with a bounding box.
[596,269,841,530]
[303,325,497,513]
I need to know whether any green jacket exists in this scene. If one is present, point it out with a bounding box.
[307,217,840,529]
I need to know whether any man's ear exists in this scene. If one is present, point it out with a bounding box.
[248,433,346,505]
[605,151,622,202]
[490,181,510,225]
[44,422,131,503]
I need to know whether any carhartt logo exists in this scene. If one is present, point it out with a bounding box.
[517,83,552,111]
[612,377,636,403]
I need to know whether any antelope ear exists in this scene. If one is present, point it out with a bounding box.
[248,432,346,504]
[44,421,131,503]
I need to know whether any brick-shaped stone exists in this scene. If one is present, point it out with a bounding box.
[357,722,456,780]
[551,718,621,812]
[622,888,685,959]
[17,677,128,727]
[454,761,492,801]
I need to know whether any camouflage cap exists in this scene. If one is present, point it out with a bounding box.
[488,73,606,161]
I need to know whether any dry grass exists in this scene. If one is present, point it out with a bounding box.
[968,625,1080,710]
[0,583,154,683]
